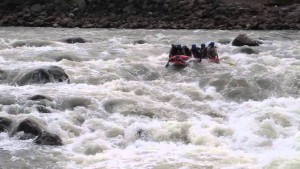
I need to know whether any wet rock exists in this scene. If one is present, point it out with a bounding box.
[16,66,70,86]
[0,70,7,81]
[232,34,260,46]
[36,105,52,113]
[11,40,53,48]
[239,47,259,54]
[133,40,147,44]
[0,117,12,132]
[62,37,87,43]
[34,131,63,146]
[12,118,43,137]
[60,17,72,27]
[28,95,53,101]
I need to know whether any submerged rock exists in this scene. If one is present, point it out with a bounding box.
[133,40,147,44]
[11,40,53,48]
[232,34,261,46]
[62,37,87,44]
[34,131,63,146]
[35,105,52,113]
[239,47,259,54]
[0,70,7,81]
[0,117,12,132]
[16,66,70,86]
[12,118,43,138]
[28,95,53,101]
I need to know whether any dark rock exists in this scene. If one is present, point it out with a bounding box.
[76,0,86,13]
[36,105,52,113]
[34,131,63,146]
[0,117,12,132]
[0,0,299,30]
[133,40,147,44]
[60,17,71,27]
[31,4,43,12]
[285,10,300,20]
[62,37,87,43]
[0,70,7,81]
[44,3,55,12]
[28,95,52,101]
[232,34,260,46]
[11,40,52,48]
[13,118,43,137]
[16,66,70,86]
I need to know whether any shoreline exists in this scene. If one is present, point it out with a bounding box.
[0,0,299,30]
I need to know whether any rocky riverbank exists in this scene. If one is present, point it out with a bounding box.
[0,0,299,29]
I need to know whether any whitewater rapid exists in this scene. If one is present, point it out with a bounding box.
[0,27,299,169]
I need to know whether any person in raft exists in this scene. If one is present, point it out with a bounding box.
[199,43,207,59]
[182,45,192,57]
[169,44,178,57]
[207,42,218,59]
[190,44,201,62]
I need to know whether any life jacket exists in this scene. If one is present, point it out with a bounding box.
[200,48,207,59]
[191,48,201,58]
[207,46,217,59]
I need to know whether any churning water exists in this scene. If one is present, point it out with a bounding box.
[0,27,299,169]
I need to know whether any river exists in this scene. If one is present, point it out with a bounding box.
[0,27,299,169]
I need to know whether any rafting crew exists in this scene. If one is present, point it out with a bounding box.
[167,42,219,67]
[169,43,218,59]
[169,44,184,57]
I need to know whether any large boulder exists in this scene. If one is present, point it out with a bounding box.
[34,131,63,146]
[232,34,261,46]
[11,118,43,139]
[16,66,70,86]
[0,117,12,132]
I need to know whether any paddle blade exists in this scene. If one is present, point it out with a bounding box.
[165,61,170,68]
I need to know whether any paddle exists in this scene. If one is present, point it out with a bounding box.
[165,60,170,68]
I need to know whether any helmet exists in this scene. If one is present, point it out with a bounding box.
[209,42,215,46]
[191,44,196,49]
[201,43,205,47]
